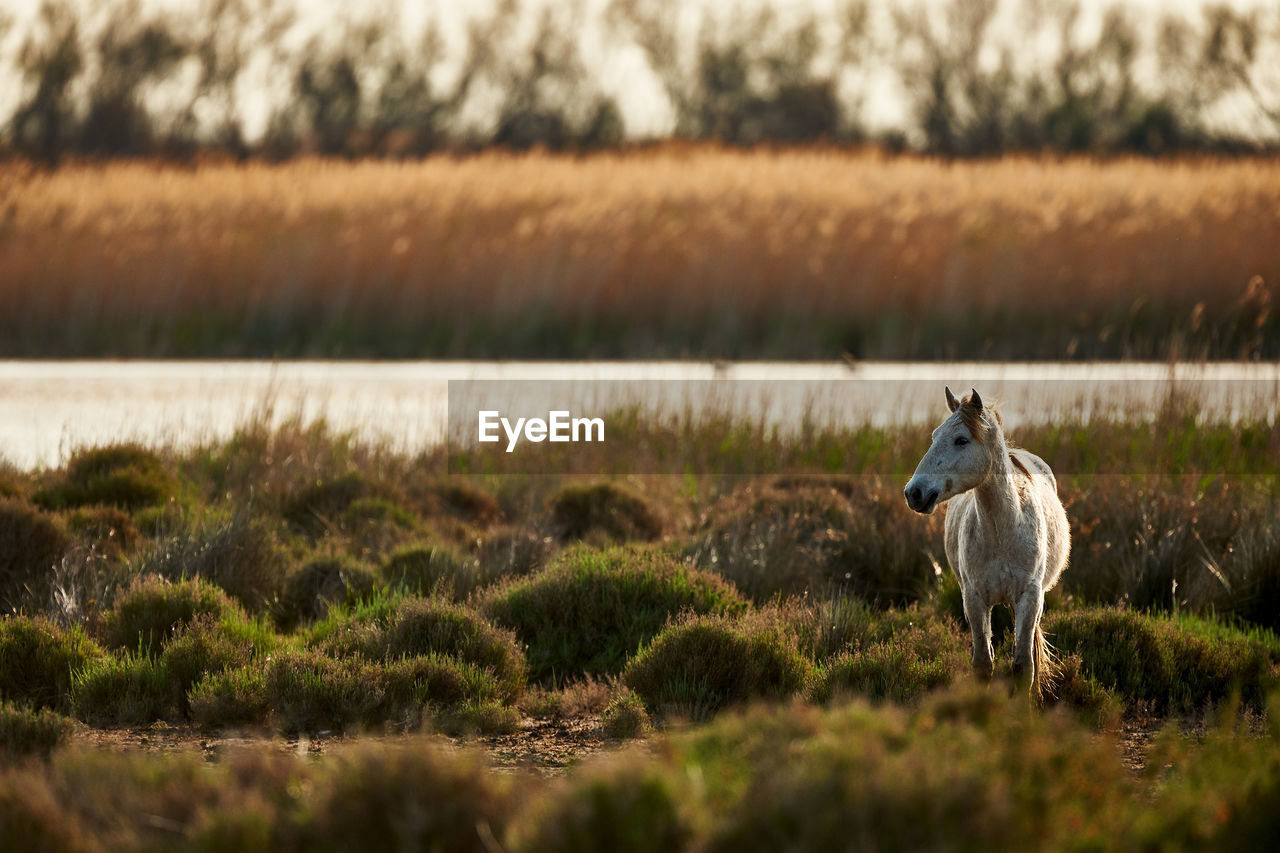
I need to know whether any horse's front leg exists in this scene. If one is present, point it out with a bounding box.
[962,587,994,679]
[1011,582,1044,689]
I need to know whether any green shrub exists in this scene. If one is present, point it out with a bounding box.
[809,621,969,704]
[1050,652,1124,729]
[381,598,525,701]
[308,596,525,701]
[160,613,275,711]
[138,512,286,612]
[474,526,555,584]
[282,472,382,537]
[0,499,71,610]
[687,484,940,604]
[549,482,666,543]
[780,595,925,661]
[601,690,652,739]
[0,702,71,760]
[1046,608,1279,711]
[293,742,516,853]
[188,666,271,728]
[508,756,695,853]
[428,482,502,525]
[624,613,814,720]
[484,545,744,685]
[0,617,104,712]
[71,654,175,726]
[266,651,386,734]
[381,653,503,712]
[101,576,243,652]
[381,543,478,598]
[66,505,140,557]
[687,686,1134,852]
[34,444,175,511]
[435,698,521,736]
[273,557,382,631]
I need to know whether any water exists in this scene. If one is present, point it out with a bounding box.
[2,360,1277,470]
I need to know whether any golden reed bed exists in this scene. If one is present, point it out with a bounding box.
[1,149,1277,358]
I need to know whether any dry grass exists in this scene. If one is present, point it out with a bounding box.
[1,150,1277,358]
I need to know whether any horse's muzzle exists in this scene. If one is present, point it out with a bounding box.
[904,484,940,514]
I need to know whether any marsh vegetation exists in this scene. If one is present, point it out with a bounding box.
[1,402,1277,848]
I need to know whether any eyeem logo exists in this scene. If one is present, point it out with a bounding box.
[478,410,605,452]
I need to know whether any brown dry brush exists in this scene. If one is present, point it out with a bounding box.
[1,152,1277,359]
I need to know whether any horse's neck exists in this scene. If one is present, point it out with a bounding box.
[974,428,1021,533]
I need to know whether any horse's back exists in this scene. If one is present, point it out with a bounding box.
[1010,448,1055,489]
[1012,449,1070,590]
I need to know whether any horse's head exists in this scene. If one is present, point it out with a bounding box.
[904,386,997,514]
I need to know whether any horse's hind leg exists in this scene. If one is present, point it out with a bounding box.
[1012,583,1045,692]
[962,588,995,679]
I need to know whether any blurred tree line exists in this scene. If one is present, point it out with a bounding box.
[2,0,1278,163]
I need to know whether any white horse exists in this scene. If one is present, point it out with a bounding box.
[904,387,1070,696]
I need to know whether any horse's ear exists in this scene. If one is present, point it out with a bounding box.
[970,388,983,410]
[945,386,959,412]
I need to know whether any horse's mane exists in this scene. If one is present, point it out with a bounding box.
[956,393,1003,443]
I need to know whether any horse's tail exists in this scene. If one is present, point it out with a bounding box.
[1033,621,1057,701]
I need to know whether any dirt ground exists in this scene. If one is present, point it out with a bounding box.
[73,714,630,776]
[72,712,1174,778]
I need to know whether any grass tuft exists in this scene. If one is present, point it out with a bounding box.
[1046,607,1279,711]
[623,612,814,720]
[34,444,175,511]
[809,620,970,704]
[0,617,104,712]
[101,575,243,653]
[71,654,175,726]
[550,482,667,544]
[273,557,382,630]
[0,499,71,611]
[0,702,72,760]
[484,545,744,685]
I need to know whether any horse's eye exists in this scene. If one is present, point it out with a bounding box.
[954,436,969,446]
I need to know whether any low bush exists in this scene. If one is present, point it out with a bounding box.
[0,702,71,760]
[308,596,525,701]
[1045,608,1279,711]
[101,576,243,652]
[160,613,275,711]
[809,621,970,704]
[66,505,141,558]
[484,545,744,685]
[549,482,666,543]
[381,543,480,598]
[266,649,509,734]
[474,526,556,584]
[623,612,814,720]
[687,483,939,604]
[381,598,526,701]
[421,482,503,527]
[509,756,695,853]
[34,444,175,511]
[381,653,505,714]
[601,690,652,739]
[266,651,386,734]
[71,654,175,726]
[780,595,924,661]
[273,557,382,630]
[1049,652,1125,730]
[282,472,399,537]
[293,742,517,853]
[188,666,271,728]
[0,498,71,610]
[0,617,104,712]
[138,512,287,612]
